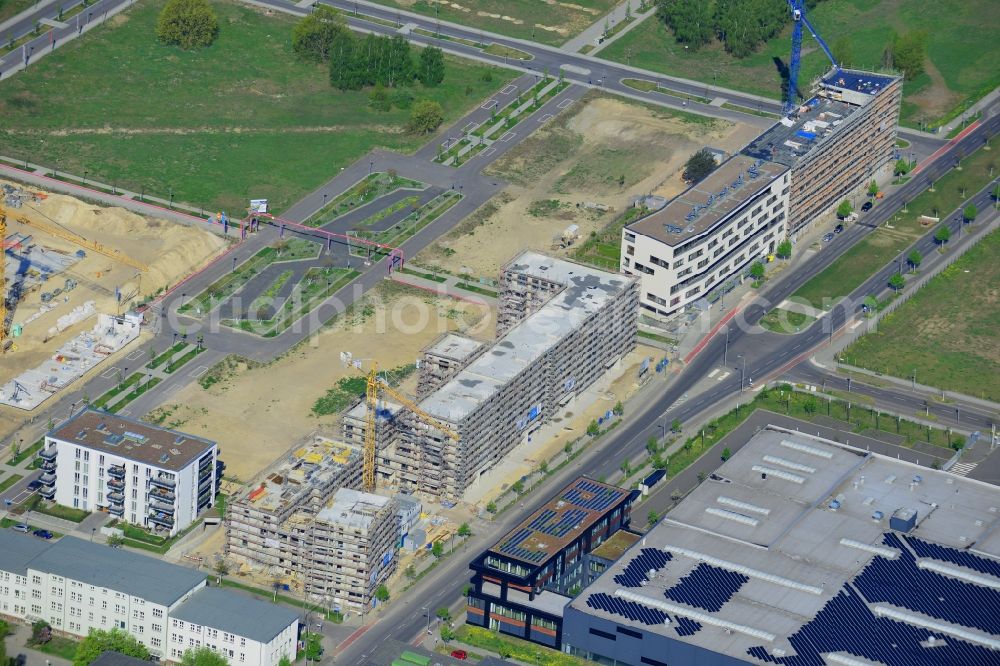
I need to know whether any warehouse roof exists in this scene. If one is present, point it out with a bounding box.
[420,252,633,423]
[571,427,1000,665]
[172,587,299,644]
[51,408,215,472]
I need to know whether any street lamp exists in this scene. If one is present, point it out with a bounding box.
[232,256,238,273]
[369,161,374,176]
[724,326,730,366]
[423,606,430,635]
[737,355,747,394]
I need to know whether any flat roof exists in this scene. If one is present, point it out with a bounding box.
[420,252,634,424]
[0,529,54,576]
[172,586,299,644]
[482,579,571,617]
[51,408,215,472]
[489,477,631,567]
[590,530,642,562]
[423,333,483,362]
[316,487,393,530]
[742,95,857,167]
[91,652,153,666]
[821,68,898,96]
[627,155,788,246]
[572,427,1000,665]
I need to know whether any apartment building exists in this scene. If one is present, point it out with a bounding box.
[467,477,634,649]
[743,67,902,232]
[0,532,297,666]
[41,409,221,536]
[386,252,638,501]
[621,155,790,317]
[416,333,485,399]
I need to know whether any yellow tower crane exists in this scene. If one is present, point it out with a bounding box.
[364,363,459,492]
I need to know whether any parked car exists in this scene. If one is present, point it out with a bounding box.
[450,650,468,660]
[861,201,873,212]
[822,232,835,242]
[26,480,42,491]
[12,523,30,533]
[33,529,54,540]
[835,223,845,234]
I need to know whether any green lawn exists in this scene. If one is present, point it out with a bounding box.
[33,502,90,523]
[0,0,33,24]
[842,229,1000,401]
[0,474,23,494]
[0,0,511,213]
[601,0,1000,127]
[367,0,617,46]
[9,438,43,465]
[792,145,997,308]
[760,308,816,334]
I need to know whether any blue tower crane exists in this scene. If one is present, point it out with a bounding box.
[785,0,841,115]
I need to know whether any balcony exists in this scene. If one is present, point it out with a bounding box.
[150,500,174,514]
[147,512,174,528]
[39,485,56,499]
[108,465,126,479]
[148,487,175,502]
[39,447,57,461]
[150,474,176,489]
[40,460,57,472]
[40,473,56,486]
[107,492,125,504]
[108,503,124,516]
[106,478,125,491]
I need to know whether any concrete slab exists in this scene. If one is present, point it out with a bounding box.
[711,97,727,107]
[39,17,68,29]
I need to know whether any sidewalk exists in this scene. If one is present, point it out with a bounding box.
[562,0,657,54]
[936,87,1000,137]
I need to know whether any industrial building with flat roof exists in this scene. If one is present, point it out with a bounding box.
[622,155,789,316]
[743,67,902,231]
[41,408,222,536]
[562,426,1000,666]
[467,476,635,648]
[377,251,638,500]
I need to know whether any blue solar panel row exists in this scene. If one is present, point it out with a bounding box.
[586,592,668,626]
[747,583,1000,666]
[852,533,1000,636]
[674,616,702,637]
[498,528,546,562]
[527,509,557,531]
[905,535,1000,579]
[562,486,622,512]
[614,548,672,588]
[665,563,748,612]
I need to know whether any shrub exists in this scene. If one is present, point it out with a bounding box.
[156,0,219,50]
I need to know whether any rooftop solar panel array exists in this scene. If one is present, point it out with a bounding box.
[523,508,589,539]
[562,479,626,511]
[664,563,748,612]
[905,535,1000,578]
[674,616,702,637]
[614,548,672,588]
[586,592,668,626]
[497,528,546,562]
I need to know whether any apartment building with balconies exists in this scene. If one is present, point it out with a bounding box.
[42,409,222,537]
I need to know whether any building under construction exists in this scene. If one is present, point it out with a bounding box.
[373,251,639,501]
[742,67,902,232]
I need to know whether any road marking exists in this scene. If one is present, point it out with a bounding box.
[126,349,144,361]
[538,114,553,123]
[499,84,516,95]
[482,147,496,158]
[190,365,210,378]
[163,383,184,396]
[100,367,119,379]
[40,17,68,29]
[850,319,864,330]
[499,132,516,142]
[717,371,730,381]
[118,409,131,417]
[557,98,574,109]
[560,64,590,76]
[294,0,313,7]
[462,121,476,133]
[480,99,498,110]
[950,461,977,477]
[708,368,719,379]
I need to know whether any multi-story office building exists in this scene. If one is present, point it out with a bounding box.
[41,409,221,536]
[621,155,789,317]
[466,477,634,649]
[0,533,297,666]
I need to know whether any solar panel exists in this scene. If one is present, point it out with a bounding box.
[674,616,702,637]
[614,548,672,588]
[665,563,748,612]
[587,592,668,626]
[905,535,1000,578]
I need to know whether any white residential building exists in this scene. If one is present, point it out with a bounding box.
[621,155,790,317]
[0,531,298,666]
[40,408,222,536]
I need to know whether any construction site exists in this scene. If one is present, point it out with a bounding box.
[0,182,227,419]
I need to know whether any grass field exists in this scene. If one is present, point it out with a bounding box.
[759,308,815,334]
[792,145,998,307]
[0,0,32,24]
[841,229,1000,401]
[367,0,617,46]
[0,0,511,213]
[601,0,1000,127]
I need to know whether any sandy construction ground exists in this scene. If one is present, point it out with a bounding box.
[416,95,760,278]
[146,283,492,483]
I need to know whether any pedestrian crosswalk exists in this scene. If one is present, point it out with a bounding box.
[950,461,978,477]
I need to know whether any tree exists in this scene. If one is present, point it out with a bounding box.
[831,34,854,67]
[486,500,497,514]
[890,30,928,80]
[404,564,417,579]
[907,250,922,272]
[457,523,472,538]
[776,239,792,260]
[431,541,445,558]
[587,420,600,436]
[328,30,357,90]
[670,418,682,433]
[417,46,445,86]
[375,583,390,603]
[836,200,853,219]
[888,272,905,293]
[539,459,548,474]
[440,624,455,642]
[951,436,966,451]
[74,628,150,666]
[863,295,878,314]
[647,510,660,526]
[646,436,659,456]
[0,620,6,666]
[292,5,345,62]
[750,261,765,281]
[31,620,52,646]
[935,225,951,245]
[894,159,912,176]
[304,633,322,661]
[181,646,230,665]
[436,607,452,621]
[620,459,631,476]
[613,400,624,416]
[683,148,717,183]
[963,204,977,222]
[867,180,879,197]
[407,99,444,133]
[279,657,293,666]
[721,447,732,461]
[511,479,525,494]
[156,0,219,50]
[369,84,391,111]
[713,0,787,58]
[106,533,125,548]
[213,558,230,584]
[656,0,712,49]
[388,35,415,86]
[802,398,818,415]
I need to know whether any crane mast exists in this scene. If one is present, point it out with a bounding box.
[785,0,841,115]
